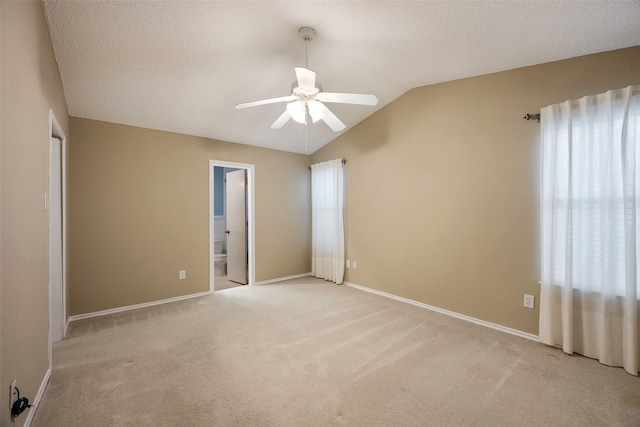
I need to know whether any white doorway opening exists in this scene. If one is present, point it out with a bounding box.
[48,109,67,367]
[208,160,255,292]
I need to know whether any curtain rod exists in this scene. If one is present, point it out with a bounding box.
[523,113,540,123]
[309,159,346,170]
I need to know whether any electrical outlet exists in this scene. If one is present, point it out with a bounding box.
[346,260,350,268]
[524,294,535,309]
[352,261,357,269]
[9,380,17,410]
[179,270,186,280]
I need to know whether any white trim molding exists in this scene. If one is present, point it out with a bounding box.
[68,291,211,322]
[48,109,68,372]
[345,282,539,342]
[254,273,311,286]
[23,368,52,427]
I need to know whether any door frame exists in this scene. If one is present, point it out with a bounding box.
[209,159,255,292]
[48,109,67,368]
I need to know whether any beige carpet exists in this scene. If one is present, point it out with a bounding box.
[33,277,640,426]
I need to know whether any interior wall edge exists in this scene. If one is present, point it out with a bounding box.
[345,282,539,342]
[254,272,312,286]
[21,367,52,427]
[68,291,211,322]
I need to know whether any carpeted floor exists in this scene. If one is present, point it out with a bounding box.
[32,277,640,426]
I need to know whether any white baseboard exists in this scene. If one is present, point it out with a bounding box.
[64,318,71,337]
[23,367,51,427]
[254,272,311,286]
[68,291,211,322]
[345,282,539,342]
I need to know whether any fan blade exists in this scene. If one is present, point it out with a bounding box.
[295,67,316,91]
[320,104,346,132]
[270,110,291,129]
[316,92,378,106]
[235,95,296,110]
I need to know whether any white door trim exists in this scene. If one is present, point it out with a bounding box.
[209,160,255,292]
[48,109,67,369]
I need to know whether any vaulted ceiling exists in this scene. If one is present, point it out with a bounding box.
[43,1,640,154]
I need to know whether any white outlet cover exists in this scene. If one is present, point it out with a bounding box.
[10,380,17,408]
[179,270,186,280]
[524,294,535,309]
[346,260,350,268]
[352,261,357,269]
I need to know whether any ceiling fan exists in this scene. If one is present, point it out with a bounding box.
[234,27,379,133]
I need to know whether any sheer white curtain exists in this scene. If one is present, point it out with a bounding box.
[311,159,345,284]
[539,85,640,376]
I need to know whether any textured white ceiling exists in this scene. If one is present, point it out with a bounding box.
[43,1,640,154]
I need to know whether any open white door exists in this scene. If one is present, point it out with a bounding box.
[226,169,248,284]
[49,137,64,343]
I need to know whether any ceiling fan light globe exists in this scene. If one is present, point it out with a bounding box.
[308,100,325,123]
[286,101,306,124]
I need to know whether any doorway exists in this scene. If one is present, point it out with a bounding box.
[48,110,67,366]
[209,160,255,292]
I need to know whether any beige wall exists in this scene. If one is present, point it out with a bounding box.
[0,1,70,426]
[312,46,640,335]
[69,118,311,315]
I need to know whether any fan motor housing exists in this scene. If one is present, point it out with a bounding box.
[291,81,322,98]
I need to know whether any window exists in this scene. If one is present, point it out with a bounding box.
[539,85,640,375]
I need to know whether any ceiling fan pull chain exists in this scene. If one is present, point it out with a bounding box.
[305,104,309,152]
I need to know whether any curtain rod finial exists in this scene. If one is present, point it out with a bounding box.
[523,113,541,123]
